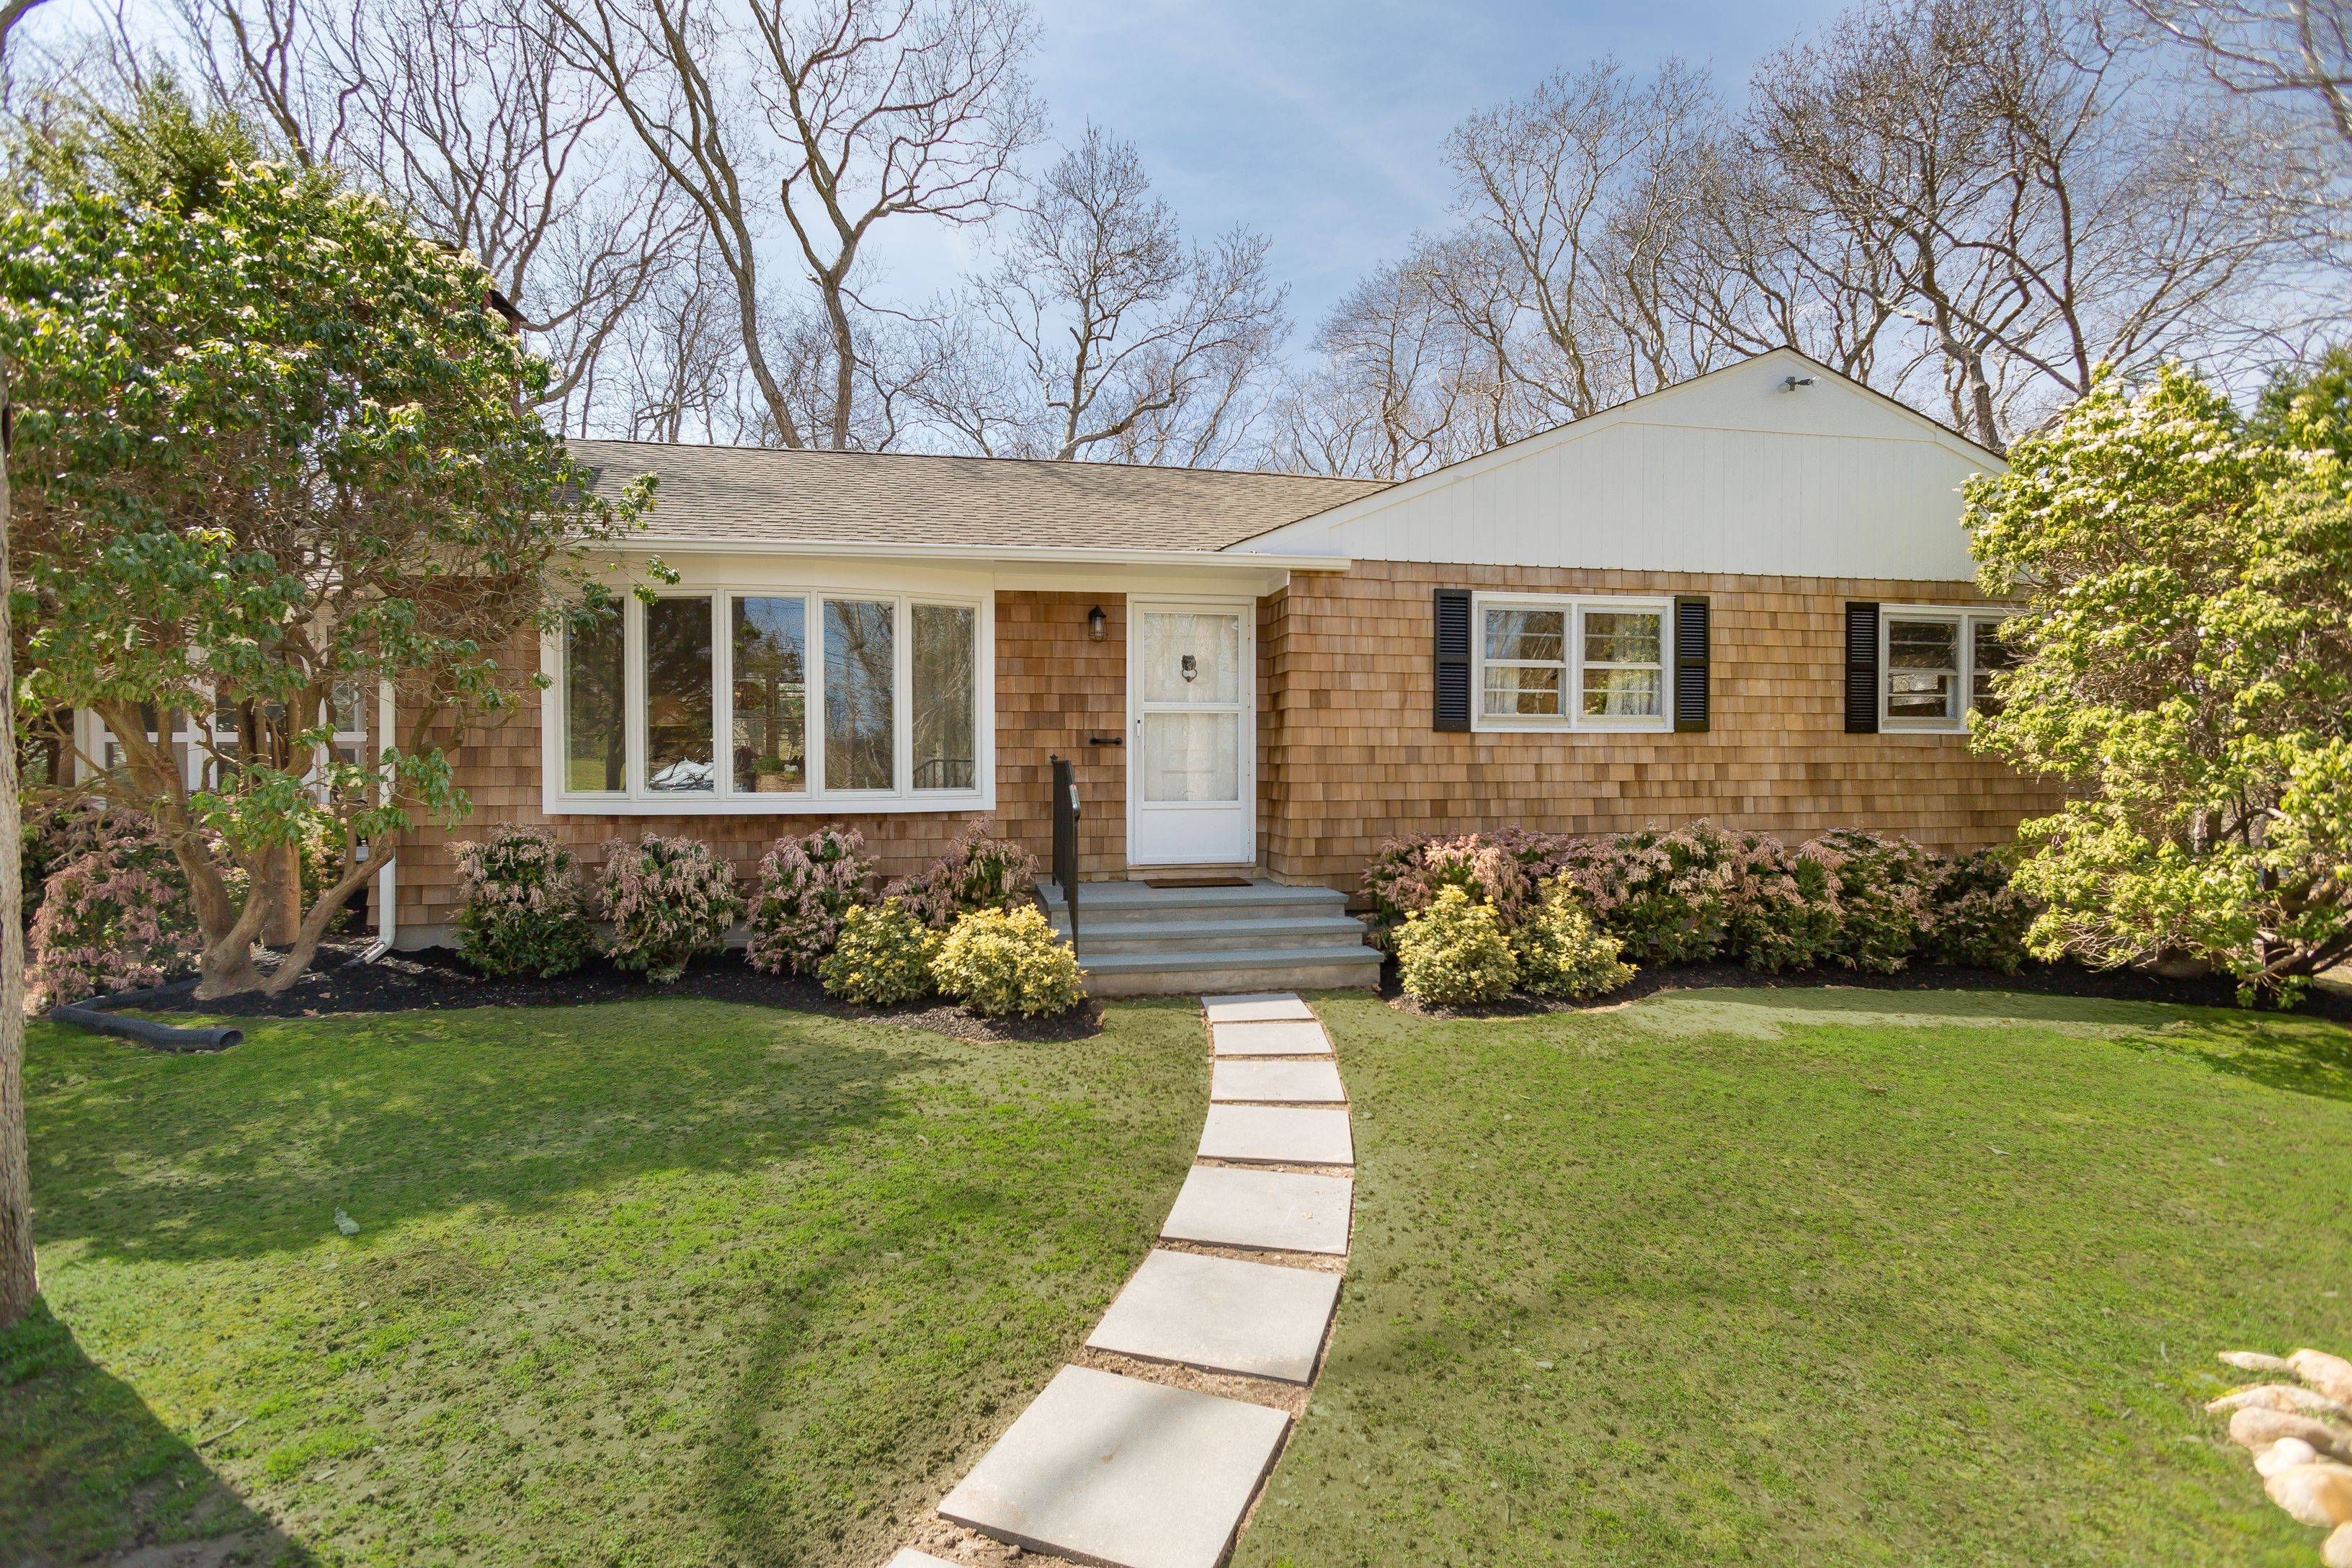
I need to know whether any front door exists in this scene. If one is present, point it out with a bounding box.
[1129,602,1254,866]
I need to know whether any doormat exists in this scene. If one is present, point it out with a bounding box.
[1143,876,1252,889]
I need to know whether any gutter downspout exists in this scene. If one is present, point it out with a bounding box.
[358,677,397,961]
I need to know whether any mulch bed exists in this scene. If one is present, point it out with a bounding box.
[1386,956,2352,1023]
[140,943,1105,1044]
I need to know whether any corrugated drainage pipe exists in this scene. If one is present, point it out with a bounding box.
[45,976,243,1052]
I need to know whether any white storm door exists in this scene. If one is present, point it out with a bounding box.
[1129,602,1254,866]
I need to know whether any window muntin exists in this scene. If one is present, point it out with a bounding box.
[552,587,988,809]
[1579,609,1664,718]
[1481,607,1567,718]
[731,597,807,793]
[1879,607,2015,731]
[912,603,976,791]
[1471,594,1673,731]
[1885,617,1960,723]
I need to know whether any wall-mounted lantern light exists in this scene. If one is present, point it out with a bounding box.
[1087,604,1107,641]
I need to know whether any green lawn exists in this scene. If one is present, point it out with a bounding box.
[3,998,1208,1567]
[1239,989,2352,1568]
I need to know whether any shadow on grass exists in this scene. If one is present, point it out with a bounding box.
[2124,1011,2352,1103]
[24,1002,934,1268]
[1631,983,2352,1102]
[1,1300,310,1567]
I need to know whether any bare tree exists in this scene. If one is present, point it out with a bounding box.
[934,126,1288,463]
[544,0,1041,449]
[1441,57,1726,423]
[1753,0,2298,449]
[180,0,690,422]
[1269,241,1520,478]
[2131,0,2352,141]
[0,0,48,1335]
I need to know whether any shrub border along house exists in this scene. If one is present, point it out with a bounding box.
[1369,821,2039,1009]
[429,817,1092,1023]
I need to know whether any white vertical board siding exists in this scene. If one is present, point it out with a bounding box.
[1233,351,1997,584]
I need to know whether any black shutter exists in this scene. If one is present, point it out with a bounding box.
[1673,596,1711,733]
[1844,601,1881,734]
[1433,589,1472,732]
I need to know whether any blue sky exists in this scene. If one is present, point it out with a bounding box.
[925,0,1851,340]
[30,0,1850,349]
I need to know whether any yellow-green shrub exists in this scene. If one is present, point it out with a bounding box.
[1395,886,1517,1004]
[932,904,1087,1017]
[818,898,940,1005]
[1513,881,1636,998]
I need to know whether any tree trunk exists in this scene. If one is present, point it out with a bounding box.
[261,842,301,946]
[0,359,37,1329]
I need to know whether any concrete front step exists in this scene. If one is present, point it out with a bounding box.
[1077,945,1381,997]
[1041,885,1350,930]
[1057,913,1373,956]
[1041,879,1381,996]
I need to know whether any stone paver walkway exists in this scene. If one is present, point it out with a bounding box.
[890,992,1353,1568]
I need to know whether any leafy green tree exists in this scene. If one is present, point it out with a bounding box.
[3,103,649,999]
[1964,357,2352,1001]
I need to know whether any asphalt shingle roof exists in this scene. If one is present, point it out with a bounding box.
[566,440,1390,553]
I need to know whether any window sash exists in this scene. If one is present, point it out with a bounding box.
[1471,594,1672,731]
[1879,608,2013,731]
[554,588,988,807]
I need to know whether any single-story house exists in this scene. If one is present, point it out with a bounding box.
[79,347,2064,992]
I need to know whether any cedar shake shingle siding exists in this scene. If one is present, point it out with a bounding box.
[1257,559,2062,896]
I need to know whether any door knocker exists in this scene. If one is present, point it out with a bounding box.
[1180,653,1198,682]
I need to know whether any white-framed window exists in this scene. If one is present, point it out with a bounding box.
[78,688,369,789]
[1471,592,1674,732]
[1880,605,2015,731]
[550,587,991,814]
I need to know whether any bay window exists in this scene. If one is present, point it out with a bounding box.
[1880,606,2014,731]
[1471,593,1672,731]
[552,587,989,811]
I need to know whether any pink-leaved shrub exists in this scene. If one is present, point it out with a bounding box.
[598,834,741,982]
[1363,820,2035,978]
[453,826,596,979]
[888,820,1038,931]
[745,824,876,976]
[27,808,200,1008]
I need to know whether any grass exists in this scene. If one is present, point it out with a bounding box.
[2,997,1208,1567]
[1239,987,2352,1568]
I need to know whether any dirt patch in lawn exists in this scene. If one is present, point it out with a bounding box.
[136,943,1104,1043]
[1384,956,2352,1023]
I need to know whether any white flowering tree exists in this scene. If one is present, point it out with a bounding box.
[1964,357,2352,1001]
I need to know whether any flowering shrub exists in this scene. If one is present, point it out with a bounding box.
[890,821,1038,930]
[28,811,200,1007]
[1513,881,1636,998]
[1395,886,1518,1004]
[1805,829,1940,973]
[1549,822,1739,966]
[1361,826,1574,937]
[932,904,1087,1017]
[745,825,876,976]
[453,827,596,979]
[598,834,741,982]
[1929,847,2039,974]
[819,898,940,1005]
[1724,831,1845,973]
